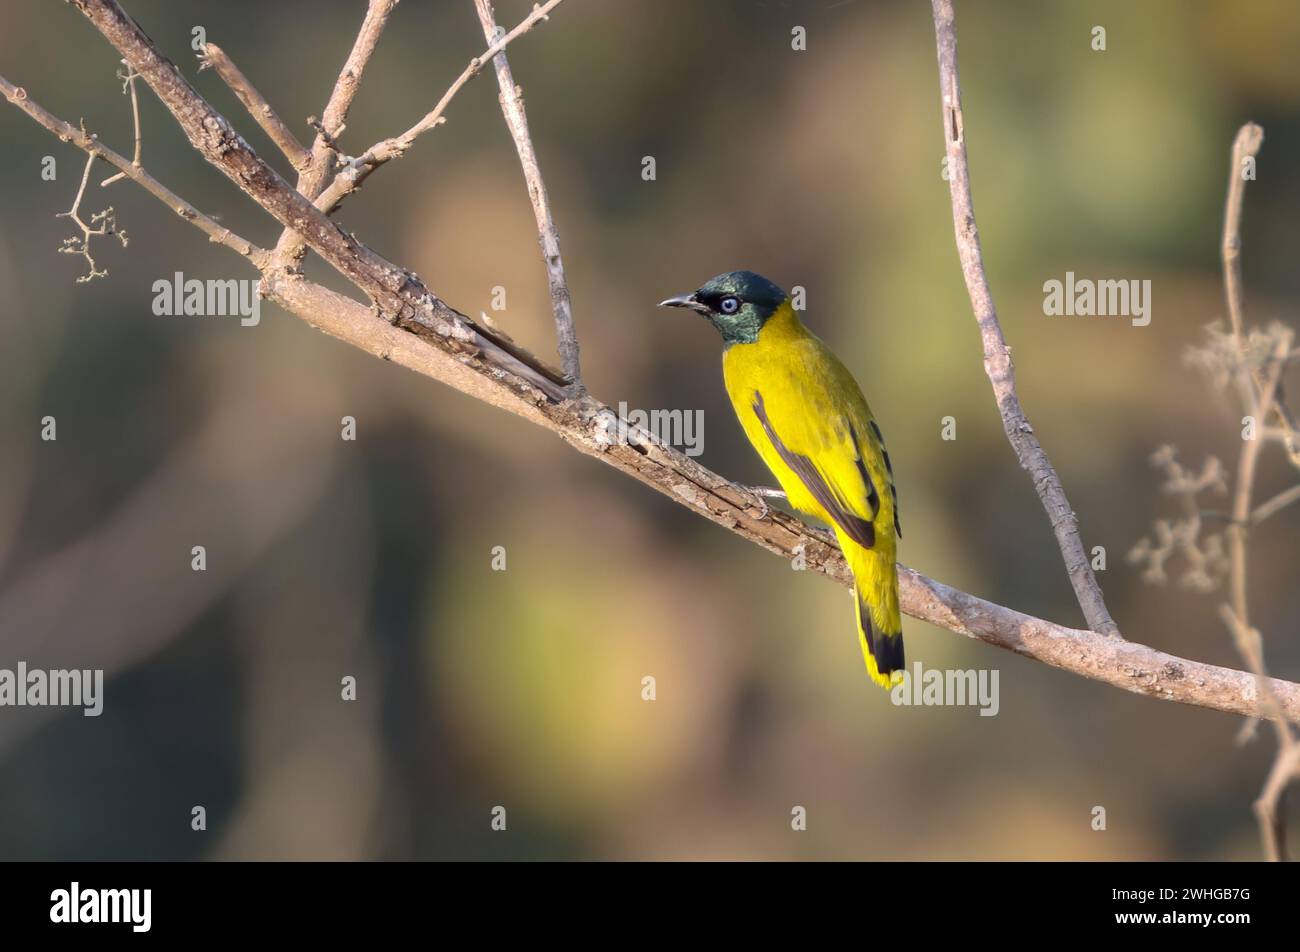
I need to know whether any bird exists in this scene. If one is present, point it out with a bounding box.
[660,270,903,688]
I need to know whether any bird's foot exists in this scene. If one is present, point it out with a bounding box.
[735,483,786,520]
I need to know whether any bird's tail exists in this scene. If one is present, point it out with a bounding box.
[841,534,904,690]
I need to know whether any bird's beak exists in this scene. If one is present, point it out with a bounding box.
[659,292,709,315]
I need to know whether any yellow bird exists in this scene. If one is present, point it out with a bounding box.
[661,270,903,688]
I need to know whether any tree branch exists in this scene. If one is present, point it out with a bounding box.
[272,0,398,268]
[1256,743,1300,862]
[0,74,268,267]
[1252,482,1300,524]
[56,151,126,281]
[1222,123,1300,469]
[1214,119,1299,860]
[99,60,140,186]
[305,0,567,234]
[1223,123,1263,342]
[69,0,570,401]
[198,42,311,171]
[474,0,581,389]
[930,0,1119,637]
[231,272,1300,727]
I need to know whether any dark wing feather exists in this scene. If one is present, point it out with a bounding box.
[868,419,901,538]
[752,391,876,549]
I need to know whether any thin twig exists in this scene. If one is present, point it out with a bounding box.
[1136,122,1299,860]
[1222,123,1300,468]
[199,43,311,171]
[1221,330,1296,861]
[68,1,534,373]
[1252,482,1300,524]
[1226,333,1290,632]
[1256,743,1300,862]
[308,0,566,224]
[1127,448,1229,591]
[100,60,140,186]
[1,74,268,267]
[272,0,399,268]
[1219,144,1284,759]
[929,0,1119,636]
[473,0,580,389]
[57,150,126,282]
[1222,124,1263,342]
[1218,121,1297,860]
[321,0,395,136]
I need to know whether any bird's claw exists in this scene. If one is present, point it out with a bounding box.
[736,483,785,521]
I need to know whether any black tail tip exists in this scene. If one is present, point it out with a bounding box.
[875,630,905,677]
[858,597,905,675]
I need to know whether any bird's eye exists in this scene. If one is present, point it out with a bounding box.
[719,296,740,314]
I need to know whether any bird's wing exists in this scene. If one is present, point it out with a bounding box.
[751,390,877,548]
[866,416,901,539]
[748,337,894,549]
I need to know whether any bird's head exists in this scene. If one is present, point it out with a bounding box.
[659,270,789,345]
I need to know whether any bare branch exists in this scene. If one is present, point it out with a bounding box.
[930,0,1119,637]
[56,151,126,282]
[68,0,571,400]
[1222,123,1264,342]
[199,43,311,171]
[1135,121,1299,859]
[250,282,1299,729]
[1,74,268,267]
[1255,743,1300,862]
[1252,482,1300,524]
[1221,328,1297,861]
[248,267,1300,728]
[307,0,567,226]
[99,60,140,186]
[272,0,398,268]
[321,0,395,137]
[1226,331,1291,633]
[474,0,581,389]
[1222,123,1300,469]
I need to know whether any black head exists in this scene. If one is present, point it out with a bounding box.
[659,270,789,345]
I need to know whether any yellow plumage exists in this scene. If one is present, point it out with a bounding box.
[721,301,904,688]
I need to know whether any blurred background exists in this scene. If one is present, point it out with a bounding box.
[1,0,1298,860]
